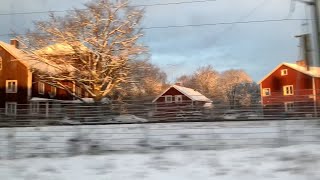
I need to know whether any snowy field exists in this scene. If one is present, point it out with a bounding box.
[0,119,320,159]
[1,144,320,180]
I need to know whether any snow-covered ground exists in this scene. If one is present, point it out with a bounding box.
[0,119,320,159]
[1,144,320,180]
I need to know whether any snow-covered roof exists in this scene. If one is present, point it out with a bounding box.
[284,63,320,77]
[30,97,54,102]
[258,62,320,84]
[70,97,110,104]
[152,85,212,103]
[30,97,110,104]
[0,41,74,74]
[34,42,89,56]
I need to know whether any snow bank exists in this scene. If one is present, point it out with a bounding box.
[112,114,148,123]
[1,144,320,180]
[1,120,320,159]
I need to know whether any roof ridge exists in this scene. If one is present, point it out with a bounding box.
[259,62,320,84]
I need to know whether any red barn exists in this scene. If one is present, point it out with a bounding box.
[151,84,212,120]
[259,60,320,117]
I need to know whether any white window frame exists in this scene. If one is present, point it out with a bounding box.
[30,102,39,114]
[262,88,271,96]
[5,102,17,115]
[284,102,294,112]
[283,85,294,95]
[165,95,173,103]
[38,82,45,95]
[0,56,2,70]
[50,86,57,97]
[175,95,183,103]
[281,69,288,76]
[6,80,18,93]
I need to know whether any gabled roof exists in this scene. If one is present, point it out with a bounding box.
[0,41,73,74]
[258,62,320,84]
[152,85,212,103]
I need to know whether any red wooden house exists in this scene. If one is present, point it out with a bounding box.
[258,60,320,117]
[151,84,212,119]
[0,39,87,117]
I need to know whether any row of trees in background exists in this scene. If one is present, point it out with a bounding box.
[116,63,260,108]
[176,65,260,107]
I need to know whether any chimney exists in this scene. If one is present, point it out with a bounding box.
[10,39,19,49]
[175,82,182,86]
[296,60,308,68]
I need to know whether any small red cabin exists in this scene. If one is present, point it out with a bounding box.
[152,84,212,119]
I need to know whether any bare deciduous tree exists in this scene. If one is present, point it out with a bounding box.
[113,60,168,100]
[176,65,220,98]
[218,69,252,108]
[177,67,255,107]
[21,0,146,102]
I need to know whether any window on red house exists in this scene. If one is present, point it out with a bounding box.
[283,85,294,95]
[262,88,271,96]
[281,69,288,76]
[165,95,172,103]
[38,82,45,95]
[6,80,18,93]
[284,102,294,112]
[175,95,183,103]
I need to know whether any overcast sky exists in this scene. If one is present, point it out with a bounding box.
[0,0,310,82]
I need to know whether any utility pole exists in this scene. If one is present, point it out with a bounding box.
[297,0,320,66]
[311,0,320,116]
[297,0,320,116]
[313,0,320,66]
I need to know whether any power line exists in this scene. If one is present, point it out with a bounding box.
[0,18,310,37]
[207,0,269,45]
[0,0,217,16]
[142,18,311,29]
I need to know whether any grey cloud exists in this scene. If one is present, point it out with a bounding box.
[0,0,309,82]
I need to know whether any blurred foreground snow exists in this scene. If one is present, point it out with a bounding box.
[1,120,320,159]
[1,144,320,180]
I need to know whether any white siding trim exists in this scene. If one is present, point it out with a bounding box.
[312,77,317,116]
[27,70,32,99]
[0,56,2,71]
[73,81,76,100]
